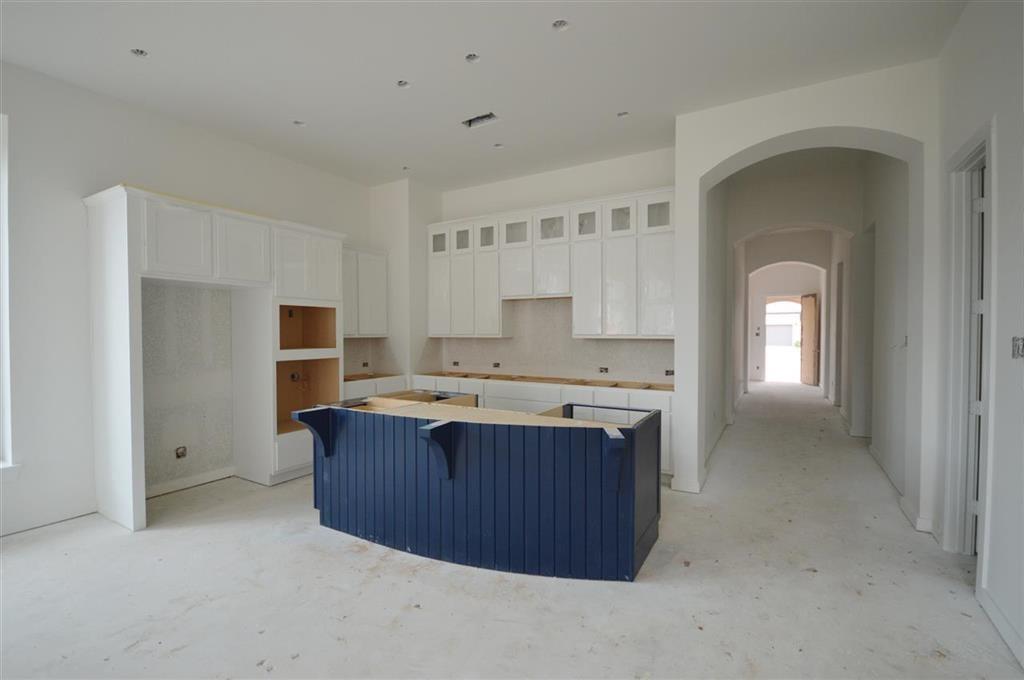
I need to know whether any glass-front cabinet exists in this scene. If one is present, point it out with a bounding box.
[638,191,673,233]
[603,198,636,238]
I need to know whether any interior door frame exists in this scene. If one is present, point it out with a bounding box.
[942,130,991,557]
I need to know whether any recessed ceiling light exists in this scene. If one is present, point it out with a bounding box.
[616,111,630,118]
[292,120,306,127]
[396,80,411,88]
[465,53,480,64]
[552,19,570,31]
[493,143,504,149]
[129,48,149,57]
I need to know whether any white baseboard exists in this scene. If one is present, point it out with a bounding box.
[898,493,934,534]
[146,466,235,498]
[270,463,312,486]
[978,586,1024,667]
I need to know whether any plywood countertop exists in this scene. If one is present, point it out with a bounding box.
[344,372,401,382]
[424,371,673,391]
[347,398,625,429]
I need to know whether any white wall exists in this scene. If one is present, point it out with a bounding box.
[725,147,865,243]
[141,281,233,494]
[673,59,940,513]
[0,62,372,535]
[702,182,728,461]
[938,0,1024,664]
[846,228,875,437]
[863,153,910,495]
[746,263,824,383]
[441,147,674,221]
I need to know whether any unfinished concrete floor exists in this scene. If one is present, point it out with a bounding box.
[3,383,1021,678]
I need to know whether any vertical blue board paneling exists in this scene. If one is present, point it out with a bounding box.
[537,427,555,576]
[508,426,525,573]
[480,424,495,569]
[493,425,510,572]
[553,428,572,577]
[295,405,659,582]
[467,423,482,565]
[453,423,468,565]
[569,428,587,578]
[523,426,540,574]
[585,429,604,579]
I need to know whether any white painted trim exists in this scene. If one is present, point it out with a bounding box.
[0,114,10,468]
[0,462,21,482]
[977,586,1024,665]
[145,466,235,498]
[269,464,312,486]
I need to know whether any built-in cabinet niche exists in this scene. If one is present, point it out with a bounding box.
[275,358,340,434]
[279,305,336,350]
[427,187,674,339]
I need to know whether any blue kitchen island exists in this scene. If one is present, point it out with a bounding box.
[293,390,660,581]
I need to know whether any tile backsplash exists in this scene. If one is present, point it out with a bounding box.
[440,298,673,382]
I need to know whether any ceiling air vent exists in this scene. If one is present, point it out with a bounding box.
[461,112,498,129]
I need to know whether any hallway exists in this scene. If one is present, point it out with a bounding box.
[2,384,1020,679]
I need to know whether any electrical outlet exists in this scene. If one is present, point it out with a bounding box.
[452,360,460,367]
[492,362,501,368]
[665,369,674,377]
[598,367,609,374]
[362,361,369,368]
[175,446,187,459]
[1013,336,1024,359]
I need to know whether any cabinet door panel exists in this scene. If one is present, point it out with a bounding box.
[533,243,570,296]
[500,248,533,297]
[571,240,602,336]
[344,379,377,400]
[275,229,310,298]
[603,238,637,336]
[428,258,451,336]
[342,250,358,336]
[313,238,342,300]
[145,200,213,277]
[357,251,388,336]
[450,253,475,335]
[638,233,675,336]
[375,375,408,394]
[215,214,270,283]
[474,250,501,335]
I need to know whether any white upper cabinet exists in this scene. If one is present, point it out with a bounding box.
[312,237,342,300]
[638,232,674,336]
[429,225,450,257]
[571,240,602,336]
[603,198,637,238]
[356,251,388,336]
[500,214,532,249]
[534,242,570,296]
[427,256,451,336]
[450,253,475,335]
[474,250,501,335]
[275,228,311,298]
[452,223,474,254]
[534,208,569,244]
[144,199,214,277]
[638,191,673,233]
[571,203,602,241]
[476,220,498,252]
[275,229,342,300]
[214,214,270,284]
[342,249,358,336]
[603,236,637,335]
[500,247,533,298]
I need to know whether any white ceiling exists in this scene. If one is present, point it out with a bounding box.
[1,1,964,190]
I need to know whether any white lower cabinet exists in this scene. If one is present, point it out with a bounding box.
[638,232,674,336]
[276,429,313,473]
[411,375,437,390]
[457,379,486,401]
[629,391,673,474]
[560,386,595,420]
[571,240,603,336]
[435,376,461,393]
[343,379,376,400]
[593,388,631,424]
[473,250,502,335]
[428,258,451,336]
[500,248,533,298]
[375,375,408,394]
[603,237,637,336]
[533,243,570,296]
[450,254,475,335]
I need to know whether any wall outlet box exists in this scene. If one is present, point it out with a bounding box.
[1012,336,1024,359]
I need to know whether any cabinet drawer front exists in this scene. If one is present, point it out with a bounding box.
[560,386,594,405]
[215,214,270,283]
[276,430,313,472]
[485,396,559,414]
[411,375,437,390]
[375,375,408,394]
[485,380,562,402]
[344,379,377,400]
[144,200,214,277]
[628,391,672,413]
[435,376,461,392]
[458,379,486,397]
